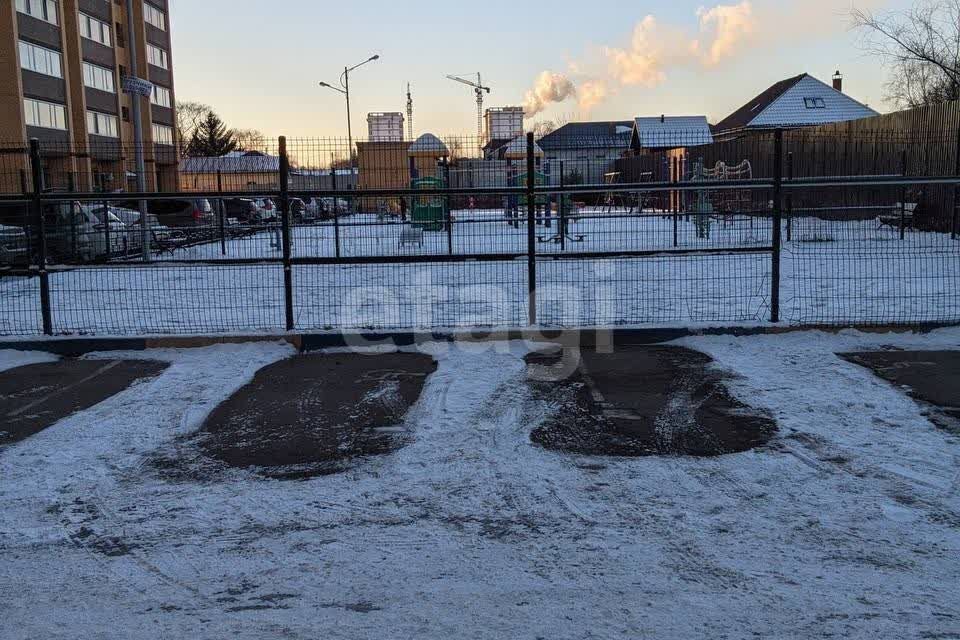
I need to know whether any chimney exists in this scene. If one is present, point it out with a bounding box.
[832,70,843,93]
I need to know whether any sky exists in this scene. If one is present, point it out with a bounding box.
[169,0,912,139]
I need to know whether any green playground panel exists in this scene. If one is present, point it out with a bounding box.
[411,177,446,231]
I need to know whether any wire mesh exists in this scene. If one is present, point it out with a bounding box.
[0,123,958,336]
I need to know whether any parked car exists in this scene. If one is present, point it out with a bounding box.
[0,199,126,263]
[304,197,349,221]
[286,198,309,222]
[0,224,29,266]
[253,197,278,223]
[104,207,178,245]
[116,198,215,231]
[223,198,261,224]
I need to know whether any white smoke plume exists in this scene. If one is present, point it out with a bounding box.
[520,0,874,116]
[577,80,609,113]
[606,2,756,87]
[523,72,577,118]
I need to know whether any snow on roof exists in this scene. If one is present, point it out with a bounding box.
[179,152,280,174]
[408,133,449,157]
[631,116,713,149]
[746,75,879,129]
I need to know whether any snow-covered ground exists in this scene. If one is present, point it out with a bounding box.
[1,329,959,638]
[0,211,957,335]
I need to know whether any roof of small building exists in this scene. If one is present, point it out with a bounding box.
[538,121,634,151]
[631,116,714,150]
[714,73,879,134]
[179,151,280,174]
[501,135,544,159]
[408,133,449,157]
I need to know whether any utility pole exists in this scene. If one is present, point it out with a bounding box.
[125,0,150,261]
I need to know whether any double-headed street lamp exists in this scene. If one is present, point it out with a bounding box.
[319,55,380,170]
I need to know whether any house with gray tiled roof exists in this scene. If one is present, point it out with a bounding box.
[713,73,879,139]
[536,121,634,184]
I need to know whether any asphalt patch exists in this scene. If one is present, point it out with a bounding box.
[0,359,168,446]
[526,346,777,457]
[841,350,960,433]
[197,352,437,478]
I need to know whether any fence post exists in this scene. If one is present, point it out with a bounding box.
[770,129,783,324]
[331,166,341,259]
[953,118,959,240]
[98,173,110,262]
[900,150,908,241]
[444,160,453,255]
[786,152,793,243]
[672,156,679,247]
[526,132,537,326]
[559,160,566,251]
[279,137,295,331]
[29,139,52,336]
[217,169,226,255]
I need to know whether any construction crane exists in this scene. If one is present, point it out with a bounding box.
[406,83,414,141]
[446,73,491,140]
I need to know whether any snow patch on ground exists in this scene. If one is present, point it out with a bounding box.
[1,332,959,638]
[0,349,58,374]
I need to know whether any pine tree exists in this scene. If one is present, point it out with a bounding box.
[186,110,238,157]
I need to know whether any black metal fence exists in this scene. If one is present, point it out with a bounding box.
[1,128,959,337]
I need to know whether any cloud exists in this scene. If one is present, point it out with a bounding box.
[578,80,609,113]
[694,2,756,66]
[523,71,577,117]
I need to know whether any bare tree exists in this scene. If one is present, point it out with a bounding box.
[232,128,268,152]
[444,137,464,163]
[852,1,960,108]
[175,101,211,155]
[530,120,557,138]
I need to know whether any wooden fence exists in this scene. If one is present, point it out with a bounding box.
[615,101,960,231]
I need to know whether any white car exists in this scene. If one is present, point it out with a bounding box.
[107,207,177,243]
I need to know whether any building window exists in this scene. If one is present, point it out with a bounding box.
[151,84,171,108]
[803,97,826,109]
[87,111,119,138]
[144,3,166,31]
[24,98,67,130]
[15,0,58,26]
[152,123,174,145]
[83,62,115,93]
[18,40,62,79]
[147,44,168,70]
[79,13,112,47]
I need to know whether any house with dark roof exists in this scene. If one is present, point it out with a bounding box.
[536,121,634,183]
[713,73,879,139]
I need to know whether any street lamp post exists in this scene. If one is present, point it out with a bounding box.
[319,54,379,181]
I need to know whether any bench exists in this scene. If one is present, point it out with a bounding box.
[878,202,917,231]
[399,226,424,248]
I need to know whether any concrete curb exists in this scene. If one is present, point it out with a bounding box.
[1,323,957,356]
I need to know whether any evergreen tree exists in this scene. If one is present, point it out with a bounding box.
[186,110,238,157]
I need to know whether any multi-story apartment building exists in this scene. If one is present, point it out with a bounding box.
[0,0,178,192]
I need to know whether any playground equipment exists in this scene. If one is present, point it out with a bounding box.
[410,176,446,232]
[407,134,450,232]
